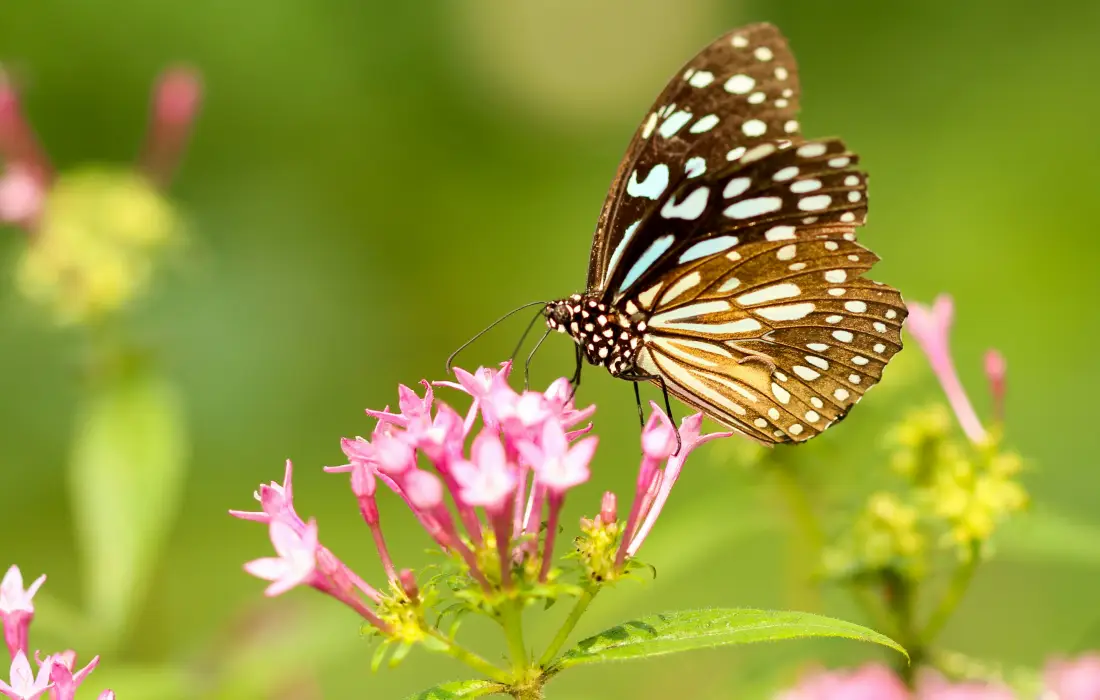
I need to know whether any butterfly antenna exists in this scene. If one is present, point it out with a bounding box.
[509,306,547,367]
[445,300,549,374]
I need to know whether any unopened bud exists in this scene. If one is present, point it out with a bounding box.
[399,569,419,602]
[599,491,617,525]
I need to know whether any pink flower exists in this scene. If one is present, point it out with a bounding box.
[97,693,114,700]
[41,651,98,700]
[452,430,517,512]
[522,420,597,495]
[1044,653,1100,700]
[914,671,1016,700]
[244,519,320,597]
[906,295,987,444]
[229,460,306,533]
[0,651,53,700]
[777,664,908,700]
[0,566,46,658]
[0,165,44,227]
[138,67,202,187]
[625,411,732,557]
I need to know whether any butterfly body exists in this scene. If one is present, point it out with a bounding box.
[541,23,906,445]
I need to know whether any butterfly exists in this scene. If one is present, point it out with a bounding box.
[541,23,907,445]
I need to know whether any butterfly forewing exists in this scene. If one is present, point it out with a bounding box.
[546,22,906,445]
[587,23,803,293]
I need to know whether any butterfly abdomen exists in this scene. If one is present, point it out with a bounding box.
[545,294,644,376]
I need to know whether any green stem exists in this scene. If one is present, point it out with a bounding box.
[850,582,898,640]
[500,600,529,676]
[770,461,824,611]
[429,630,513,685]
[922,541,981,644]
[881,570,920,685]
[538,586,598,668]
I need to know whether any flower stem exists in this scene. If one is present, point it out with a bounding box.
[500,600,528,676]
[922,540,981,644]
[429,630,512,684]
[538,586,597,669]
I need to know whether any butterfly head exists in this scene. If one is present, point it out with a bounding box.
[545,293,644,376]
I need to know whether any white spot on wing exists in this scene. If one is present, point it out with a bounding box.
[825,270,847,283]
[659,110,693,138]
[793,366,820,381]
[737,283,801,306]
[773,166,799,181]
[844,301,867,313]
[765,225,796,241]
[690,114,720,134]
[796,143,827,158]
[679,235,739,263]
[742,119,767,137]
[724,177,752,198]
[756,303,815,321]
[650,300,731,324]
[627,164,670,200]
[798,194,831,211]
[659,271,701,305]
[771,382,791,404]
[724,74,755,94]
[724,197,782,219]
[641,113,658,139]
[685,157,706,178]
[791,179,821,193]
[688,70,715,88]
[661,186,710,220]
[832,330,854,343]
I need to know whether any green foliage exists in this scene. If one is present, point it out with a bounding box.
[546,608,906,673]
[403,680,507,699]
[69,358,188,649]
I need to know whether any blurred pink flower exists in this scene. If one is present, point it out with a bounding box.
[0,66,201,232]
[0,566,45,658]
[0,650,52,700]
[138,67,202,187]
[777,663,909,700]
[96,692,115,700]
[907,295,987,443]
[1044,653,1100,700]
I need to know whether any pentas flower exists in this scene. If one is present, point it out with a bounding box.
[235,366,729,658]
[907,295,996,444]
[40,651,98,700]
[0,566,45,658]
[0,651,52,700]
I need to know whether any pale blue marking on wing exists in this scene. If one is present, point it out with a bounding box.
[618,234,675,294]
[678,235,739,263]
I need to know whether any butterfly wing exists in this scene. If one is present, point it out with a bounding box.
[617,138,906,443]
[587,23,803,293]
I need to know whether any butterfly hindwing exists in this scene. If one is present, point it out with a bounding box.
[587,23,803,293]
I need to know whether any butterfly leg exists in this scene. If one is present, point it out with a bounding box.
[617,370,682,455]
[567,344,583,401]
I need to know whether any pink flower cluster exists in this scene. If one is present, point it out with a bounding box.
[907,294,1006,443]
[0,566,113,700]
[232,363,729,627]
[778,660,1100,700]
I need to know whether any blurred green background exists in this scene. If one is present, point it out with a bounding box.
[2,0,1100,697]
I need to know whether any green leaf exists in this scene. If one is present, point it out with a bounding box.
[998,509,1100,566]
[549,608,906,672]
[70,361,188,648]
[403,680,507,699]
